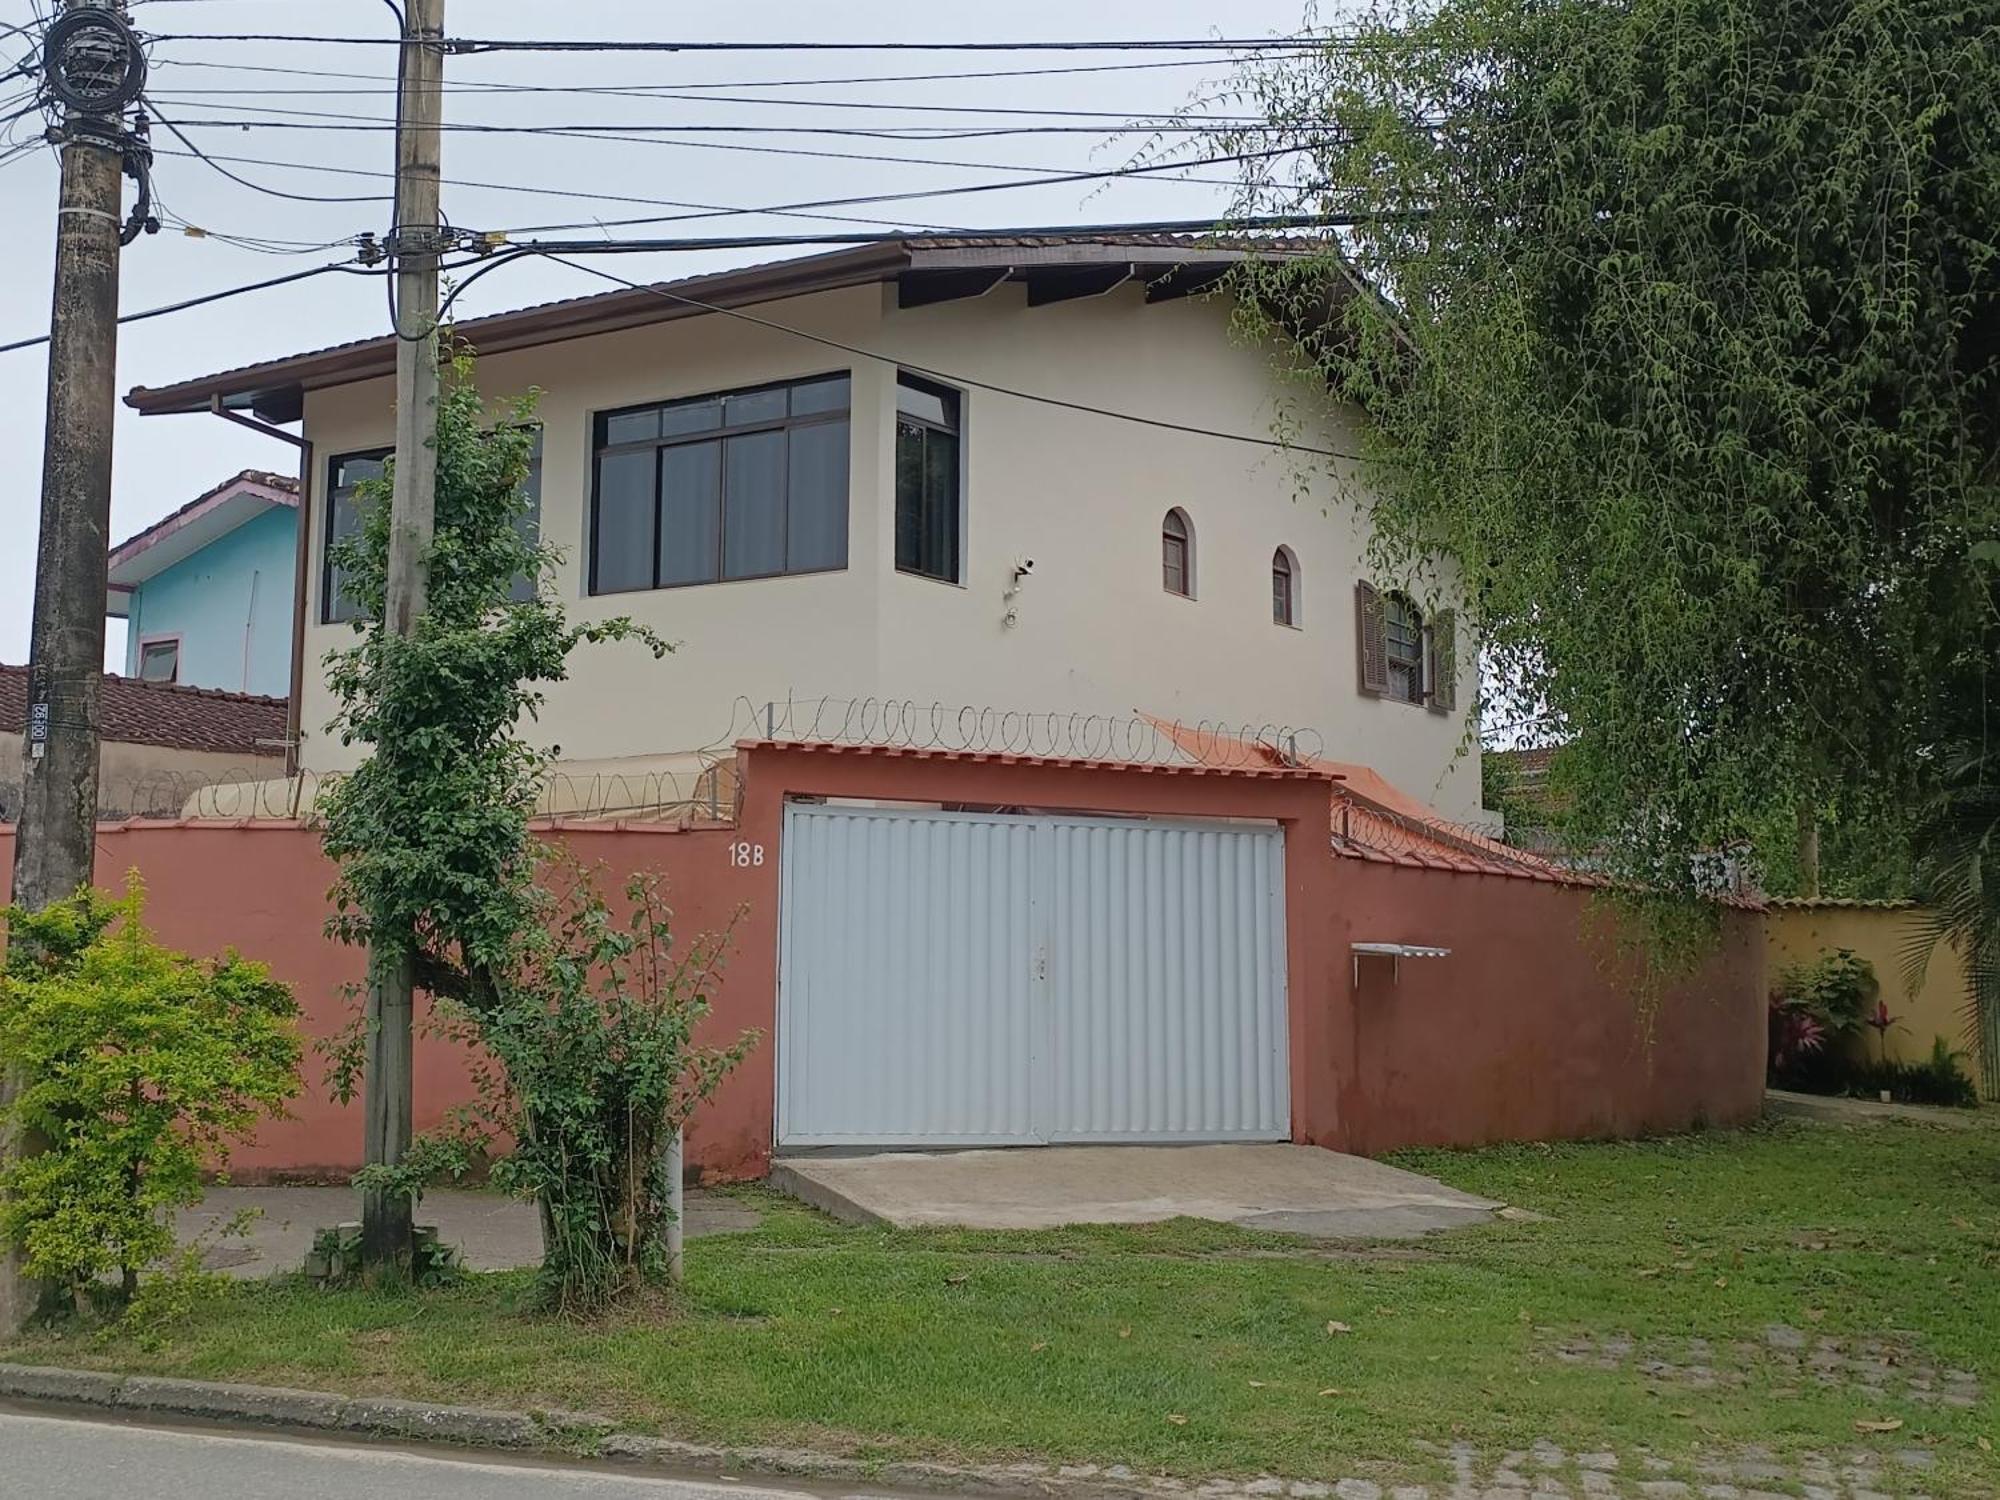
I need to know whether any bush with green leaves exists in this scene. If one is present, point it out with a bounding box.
[355,861,755,1315]
[0,878,300,1313]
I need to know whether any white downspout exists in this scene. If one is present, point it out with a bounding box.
[241,568,261,692]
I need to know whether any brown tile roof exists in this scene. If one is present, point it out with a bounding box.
[125,231,1339,418]
[0,667,288,758]
[1487,745,1559,786]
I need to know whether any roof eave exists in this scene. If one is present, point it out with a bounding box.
[124,240,917,419]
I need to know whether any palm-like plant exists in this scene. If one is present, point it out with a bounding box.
[1905,744,2000,1100]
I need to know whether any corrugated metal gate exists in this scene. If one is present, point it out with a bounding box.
[777,803,1289,1148]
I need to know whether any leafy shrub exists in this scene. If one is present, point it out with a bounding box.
[1774,1032,1980,1108]
[1768,948,1879,1081]
[0,878,301,1313]
[338,859,755,1316]
[1775,948,1878,1029]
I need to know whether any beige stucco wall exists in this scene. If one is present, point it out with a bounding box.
[297,279,1483,818]
[0,730,285,820]
[1764,904,1986,1089]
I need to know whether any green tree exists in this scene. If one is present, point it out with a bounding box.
[319,348,752,1306]
[1207,0,1999,908]
[319,353,663,1005]
[0,878,300,1312]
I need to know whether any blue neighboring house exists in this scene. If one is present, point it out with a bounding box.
[106,470,299,697]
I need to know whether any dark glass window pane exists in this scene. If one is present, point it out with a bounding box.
[508,428,543,603]
[659,398,722,439]
[603,409,658,446]
[895,421,958,582]
[722,430,787,578]
[658,440,722,586]
[724,387,787,427]
[594,449,656,593]
[790,375,850,415]
[788,419,849,572]
[895,420,925,572]
[922,427,958,579]
[325,452,387,623]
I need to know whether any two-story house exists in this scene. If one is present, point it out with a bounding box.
[126,232,1483,822]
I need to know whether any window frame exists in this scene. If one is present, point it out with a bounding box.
[893,372,965,586]
[321,446,393,625]
[1272,546,1300,627]
[588,371,853,597]
[135,634,181,685]
[1162,507,1195,599]
[1383,591,1426,705]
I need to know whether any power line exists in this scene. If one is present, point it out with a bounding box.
[149,109,384,204]
[150,97,1295,141]
[0,258,382,357]
[488,145,1306,236]
[135,136,1312,238]
[143,85,1300,126]
[155,117,1298,199]
[146,52,1311,92]
[142,33,1336,54]
[516,251,1368,462]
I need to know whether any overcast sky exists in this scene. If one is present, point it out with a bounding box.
[0,0,1313,670]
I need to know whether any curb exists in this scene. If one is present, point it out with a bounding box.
[0,1362,1169,1498]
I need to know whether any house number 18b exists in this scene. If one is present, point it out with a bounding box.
[729,842,765,868]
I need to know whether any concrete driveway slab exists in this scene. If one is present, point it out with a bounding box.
[177,1187,763,1278]
[769,1144,1505,1239]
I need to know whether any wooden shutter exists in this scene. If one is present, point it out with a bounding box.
[1427,610,1458,715]
[1355,580,1387,696]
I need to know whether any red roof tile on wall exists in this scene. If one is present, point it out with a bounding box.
[0,667,288,758]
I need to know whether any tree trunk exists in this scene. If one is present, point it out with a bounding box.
[1796,804,1821,899]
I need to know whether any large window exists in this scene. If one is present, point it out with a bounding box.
[895,374,961,583]
[323,431,542,623]
[590,373,851,595]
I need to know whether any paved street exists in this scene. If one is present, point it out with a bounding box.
[0,1409,855,1500]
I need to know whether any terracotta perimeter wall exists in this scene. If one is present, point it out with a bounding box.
[0,744,1766,1180]
[1330,859,1768,1154]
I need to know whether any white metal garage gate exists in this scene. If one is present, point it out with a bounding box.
[776,802,1290,1148]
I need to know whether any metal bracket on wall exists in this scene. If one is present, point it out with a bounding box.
[1352,942,1452,986]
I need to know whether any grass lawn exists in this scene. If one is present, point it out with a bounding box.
[6,1118,1997,1493]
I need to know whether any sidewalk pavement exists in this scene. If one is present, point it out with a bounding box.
[176,1187,763,1278]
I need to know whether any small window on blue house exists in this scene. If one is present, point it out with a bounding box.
[137,638,179,684]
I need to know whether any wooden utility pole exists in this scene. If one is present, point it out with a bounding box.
[3,0,141,1336]
[361,0,445,1273]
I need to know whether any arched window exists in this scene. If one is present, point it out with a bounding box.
[1272,546,1299,626]
[1162,508,1194,597]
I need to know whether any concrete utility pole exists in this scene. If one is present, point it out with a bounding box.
[3,0,145,1337]
[361,0,446,1273]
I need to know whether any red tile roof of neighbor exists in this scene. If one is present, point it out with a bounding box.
[0,667,288,758]
[1142,716,1582,884]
